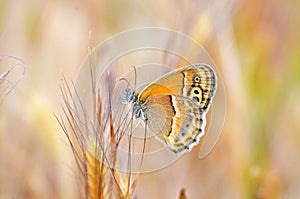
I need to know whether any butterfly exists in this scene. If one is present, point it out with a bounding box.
[124,64,217,153]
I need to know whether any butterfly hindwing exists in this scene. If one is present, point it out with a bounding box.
[146,94,206,153]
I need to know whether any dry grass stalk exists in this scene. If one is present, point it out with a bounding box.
[56,65,136,199]
[0,55,25,102]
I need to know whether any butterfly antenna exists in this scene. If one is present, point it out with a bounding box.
[119,77,133,90]
[131,65,137,90]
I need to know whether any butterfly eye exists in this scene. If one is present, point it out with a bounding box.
[124,88,136,102]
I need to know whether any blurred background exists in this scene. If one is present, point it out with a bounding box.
[0,0,300,198]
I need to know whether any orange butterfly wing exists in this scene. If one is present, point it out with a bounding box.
[137,64,217,152]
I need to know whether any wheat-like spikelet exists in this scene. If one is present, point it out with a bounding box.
[56,62,136,199]
[86,142,107,199]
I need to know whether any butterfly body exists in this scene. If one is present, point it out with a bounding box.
[125,64,217,153]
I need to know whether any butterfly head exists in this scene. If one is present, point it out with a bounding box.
[124,87,148,121]
[124,87,136,103]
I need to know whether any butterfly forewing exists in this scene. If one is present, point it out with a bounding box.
[138,64,216,111]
